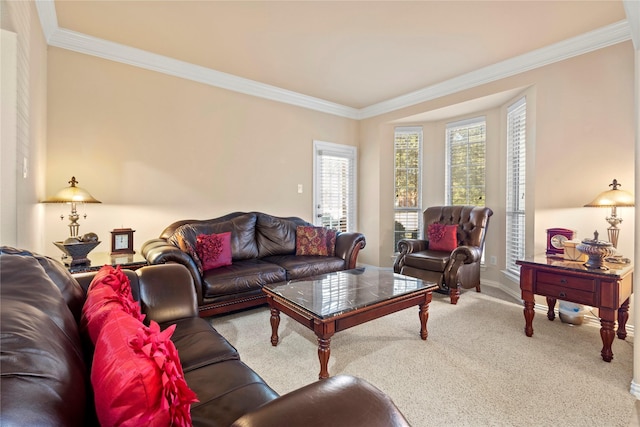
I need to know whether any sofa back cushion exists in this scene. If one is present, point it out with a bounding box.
[169,213,259,261]
[0,249,88,426]
[256,213,311,258]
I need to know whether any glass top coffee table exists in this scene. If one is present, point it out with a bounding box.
[262,268,439,379]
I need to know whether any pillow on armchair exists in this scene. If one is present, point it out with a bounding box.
[427,223,458,252]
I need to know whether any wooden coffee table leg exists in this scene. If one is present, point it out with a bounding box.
[317,337,331,380]
[270,307,280,346]
[418,291,433,340]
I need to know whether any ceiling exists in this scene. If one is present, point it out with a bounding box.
[47,1,630,117]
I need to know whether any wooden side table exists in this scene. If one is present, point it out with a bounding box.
[67,251,148,274]
[516,256,633,362]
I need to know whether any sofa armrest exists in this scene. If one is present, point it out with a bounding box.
[136,264,198,324]
[231,375,410,427]
[393,238,428,273]
[141,240,204,305]
[335,232,366,269]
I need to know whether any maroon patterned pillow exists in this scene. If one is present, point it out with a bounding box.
[295,226,337,256]
[427,223,458,252]
[196,232,232,271]
[175,234,204,275]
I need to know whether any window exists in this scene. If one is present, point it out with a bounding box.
[445,118,486,206]
[505,97,527,275]
[394,127,422,251]
[313,141,356,232]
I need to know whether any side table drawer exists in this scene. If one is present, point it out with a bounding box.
[537,271,596,292]
[536,282,596,306]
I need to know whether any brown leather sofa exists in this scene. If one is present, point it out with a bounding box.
[142,212,366,316]
[394,205,493,304]
[0,246,409,427]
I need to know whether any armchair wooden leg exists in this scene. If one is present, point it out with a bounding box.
[449,286,460,305]
[475,285,481,293]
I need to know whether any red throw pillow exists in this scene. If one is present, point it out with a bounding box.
[295,226,337,256]
[89,265,136,302]
[82,284,145,344]
[196,232,232,271]
[427,223,458,252]
[82,265,144,344]
[92,311,198,427]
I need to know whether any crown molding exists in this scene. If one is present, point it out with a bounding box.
[359,20,631,119]
[35,0,631,120]
[35,0,57,43]
[623,1,640,50]
[47,27,361,119]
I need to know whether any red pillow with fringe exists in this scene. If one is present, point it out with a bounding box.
[81,265,144,344]
[91,311,198,427]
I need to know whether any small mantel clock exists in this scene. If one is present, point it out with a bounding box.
[545,228,575,257]
[111,228,135,255]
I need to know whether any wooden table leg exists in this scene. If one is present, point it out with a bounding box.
[314,320,335,380]
[523,300,535,337]
[317,337,331,380]
[546,297,556,321]
[418,291,432,340]
[600,308,616,362]
[617,297,630,340]
[270,307,280,346]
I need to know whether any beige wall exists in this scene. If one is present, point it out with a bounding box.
[1,0,48,252]
[44,48,358,258]
[359,42,635,295]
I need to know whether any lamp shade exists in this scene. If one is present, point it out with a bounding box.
[584,179,634,208]
[42,177,101,204]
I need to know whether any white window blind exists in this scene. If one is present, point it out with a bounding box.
[394,127,422,251]
[505,97,527,275]
[445,117,486,206]
[313,141,356,232]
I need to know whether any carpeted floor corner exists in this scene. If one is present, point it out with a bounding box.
[210,285,635,426]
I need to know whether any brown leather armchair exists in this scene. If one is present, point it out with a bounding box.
[393,206,493,304]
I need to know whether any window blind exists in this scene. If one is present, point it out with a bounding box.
[314,141,356,233]
[445,117,486,206]
[505,97,527,275]
[394,127,422,251]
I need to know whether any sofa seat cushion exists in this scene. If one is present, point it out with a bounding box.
[164,317,239,373]
[0,300,87,427]
[186,360,278,427]
[403,250,451,272]
[202,259,286,299]
[263,255,346,280]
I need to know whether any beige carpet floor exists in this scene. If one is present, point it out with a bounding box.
[210,285,636,427]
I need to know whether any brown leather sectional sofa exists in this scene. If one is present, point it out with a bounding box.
[142,212,366,316]
[0,246,409,426]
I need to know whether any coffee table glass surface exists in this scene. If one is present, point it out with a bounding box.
[263,268,433,319]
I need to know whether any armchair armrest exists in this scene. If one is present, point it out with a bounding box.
[393,238,428,273]
[231,375,410,427]
[335,232,366,269]
[450,245,482,264]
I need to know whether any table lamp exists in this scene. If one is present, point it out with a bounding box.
[42,176,102,265]
[584,179,635,248]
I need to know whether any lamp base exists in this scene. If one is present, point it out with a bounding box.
[53,241,100,266]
